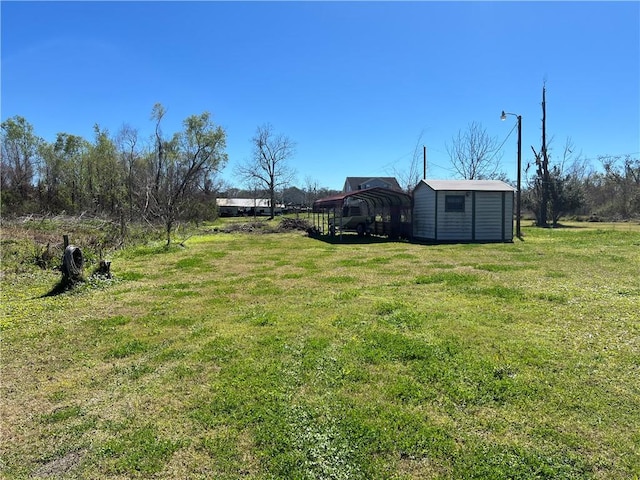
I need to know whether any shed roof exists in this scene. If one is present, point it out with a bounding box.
[418,179,515,192]
[313,187,411,212]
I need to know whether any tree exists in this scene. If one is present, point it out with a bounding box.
[527,84,552,227]
[149,105,227,245]
[592,154,640,219]
[303,175,320,211]
[235,124,296,219]
[547,167,583,225]
[1,116,42,213]
[446,121,502,180]
[115,123,141,222]
[39,133,89,213]
[282,186,305,208]
[150,103,167,207]
[88,125,121,215]
[546,138,585,224]
[52,133,91,213]
[393,130,425,192]
[39,139,66,211]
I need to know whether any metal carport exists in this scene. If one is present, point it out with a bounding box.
[312,187,412,240]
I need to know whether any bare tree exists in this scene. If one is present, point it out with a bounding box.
[151,103,167,203]
[393,130,425,192]
[304,175,320,210]
[528,84,553,226]
[235,124,296,219]
[596,154,640,219]
[547,138,585,225]
[116,123,140,222]
[446,121,502,180]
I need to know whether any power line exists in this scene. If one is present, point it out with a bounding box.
[487,121,518,165]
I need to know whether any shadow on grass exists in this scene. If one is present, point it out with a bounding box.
[309,233,518,246]
[40,278,82,298]
[544,223,589,229]
[308,233,404,245]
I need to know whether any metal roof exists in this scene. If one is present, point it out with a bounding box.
[313,187,412,211]
[217,198,272,208]
[418,179,516,192]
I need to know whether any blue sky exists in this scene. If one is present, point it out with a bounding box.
[2,1,639,190]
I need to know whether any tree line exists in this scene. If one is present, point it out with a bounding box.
[2,105,639,239]
[1,106,331,243]
[1,106,228,244]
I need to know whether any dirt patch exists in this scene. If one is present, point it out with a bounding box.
[33,450,86,477]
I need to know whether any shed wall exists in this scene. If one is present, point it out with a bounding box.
[436,191,473,241]
[412,184,436,239]
[412,184,514,242]
[475,192,506,241]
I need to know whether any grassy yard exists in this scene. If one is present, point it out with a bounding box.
[1,221,639,479]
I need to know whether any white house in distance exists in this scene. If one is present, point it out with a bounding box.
[412,179,516,242]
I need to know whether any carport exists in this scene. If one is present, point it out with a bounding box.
[312,187,412,240]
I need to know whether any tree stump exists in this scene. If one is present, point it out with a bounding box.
[96,260,112,278]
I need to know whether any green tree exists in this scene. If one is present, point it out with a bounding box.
[1,116,42,213]
[548,166,583,225]
[87,125,122,215]
[60,133,90,213]
[39,139,66,212]
[38,133,90,213]
[150,105,227,245]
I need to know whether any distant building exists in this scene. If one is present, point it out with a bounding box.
[412,180,515,242]
[216,198,283,217]
[343,177,402,193]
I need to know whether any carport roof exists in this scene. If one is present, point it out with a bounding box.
[313,187,412,211]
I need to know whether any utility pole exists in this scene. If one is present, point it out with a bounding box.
[500,110,522,237]
[516,115,522,237]
[423,145,427,180]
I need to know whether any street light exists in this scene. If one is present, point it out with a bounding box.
[501,110,522,239]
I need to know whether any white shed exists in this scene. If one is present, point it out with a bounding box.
[412,180,515,242]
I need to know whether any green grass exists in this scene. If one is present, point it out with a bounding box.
[1,221,639,478]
